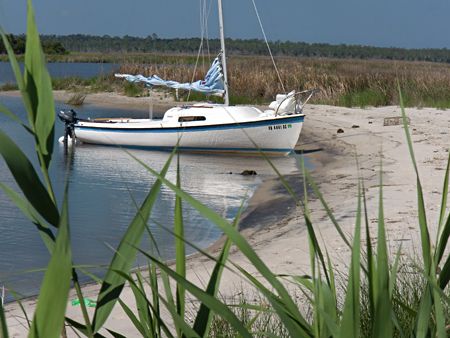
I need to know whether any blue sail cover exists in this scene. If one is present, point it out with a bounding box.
[115,56,225,96]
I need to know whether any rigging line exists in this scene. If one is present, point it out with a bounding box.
[250,0,286,93]
[188,0,209,101]
[204,0,213,59]
[201,0,207,67]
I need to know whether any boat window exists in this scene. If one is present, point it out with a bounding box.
[178,116,206,122]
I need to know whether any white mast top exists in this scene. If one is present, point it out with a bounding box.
[217,0,230,106]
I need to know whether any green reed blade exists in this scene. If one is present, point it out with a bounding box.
[157,295,200,338]
[304,208,331,287]
[134,272,152,337]
[149,212,307,335]
[229,259,313,337]
[439,254,450,289]
[8,290,31,329]
[92,150,175,333]
[137,252,253,338]
[437,152,450,232]
[325,248,338,317]
[150,262,162,337]
[372,158,393,337]
[127,151,308,332]
[317,281,338,337]
[23,0,55,165]
[432,280,447,338]
[339,181,362,338]
[315,307,339,338]
[361,176,375,317]
[193,199,245,338]
[0,28,33,116]
[0,102,33,134]
[0,182,56,252]
[303,169,351,249]
[105,330,126,338]
[126,180,161,257]
[415,288,432,338]
[150,217,233,271]
[389,243,402,298]
[398,83,432,274]
[435,154,450,264]
[29,185,72,338]
[118,299,147,337]
[174,154,185,332]
[64,318,107,338]
[0,131,59,227]
[0,300,9,338]
[300,155,331,289]
[111,269,176,338]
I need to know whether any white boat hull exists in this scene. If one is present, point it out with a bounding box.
[74,114,304,155]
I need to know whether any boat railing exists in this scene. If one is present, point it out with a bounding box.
[275,88,319,116]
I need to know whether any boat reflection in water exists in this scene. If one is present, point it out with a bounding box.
[56,142,301,263]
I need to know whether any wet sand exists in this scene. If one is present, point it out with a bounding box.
[3,91,450,336]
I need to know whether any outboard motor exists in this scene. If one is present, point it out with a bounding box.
[58,109,78,152]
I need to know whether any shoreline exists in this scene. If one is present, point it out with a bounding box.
[3,91,449,336]
[1,90,189,113]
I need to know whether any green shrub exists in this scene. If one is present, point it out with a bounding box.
[123,81,144,97]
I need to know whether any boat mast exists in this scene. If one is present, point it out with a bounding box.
[217,0,230,106]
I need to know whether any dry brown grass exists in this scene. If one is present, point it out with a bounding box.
[117,56,450,107]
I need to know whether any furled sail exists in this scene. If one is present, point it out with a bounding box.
[115,55,225,96]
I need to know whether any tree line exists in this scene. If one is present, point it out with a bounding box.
[2,33,450,63]
[0,34,67,55]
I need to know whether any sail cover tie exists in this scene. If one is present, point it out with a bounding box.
[115,55,225,96]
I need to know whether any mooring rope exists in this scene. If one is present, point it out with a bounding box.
[250,0,286,93]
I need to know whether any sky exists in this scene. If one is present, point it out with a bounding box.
[0,0,449,49]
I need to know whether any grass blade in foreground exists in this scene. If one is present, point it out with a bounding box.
[0,182,56,252]
[435,153,450,265]
[128,152,312,336]
[192,200,246,337]
[0,102,33,134]
[29,186,72,338]
[0,301,9,338]
[92,150,175,333]
[174,155,185,336]
[23,0,55,167]
[0,28,32,115]
[372,158,393,337]
[138,252,252,338]
[0,131,59,227]
[398,83,432,274]
[339,182,362,337]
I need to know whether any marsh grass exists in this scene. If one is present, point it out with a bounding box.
[124,81,145,97]
[6,51,450,109]
[116,56,450,108]
[0,1,450,337]
[208,292,290,338]
[0,83,18,91]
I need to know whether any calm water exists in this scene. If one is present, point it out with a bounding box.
[0,94,304,301]
[0,62,118,85]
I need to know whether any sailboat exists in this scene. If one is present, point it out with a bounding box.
[58,0,316,155]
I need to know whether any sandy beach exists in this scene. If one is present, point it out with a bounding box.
[3,91,450,336]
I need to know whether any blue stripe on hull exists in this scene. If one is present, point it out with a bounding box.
[76,115,304,133]
[81,143,293,154]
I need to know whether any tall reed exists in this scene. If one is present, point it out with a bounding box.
[0,1,449,337]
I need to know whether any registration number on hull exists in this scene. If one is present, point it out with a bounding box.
[268,124,292,131]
